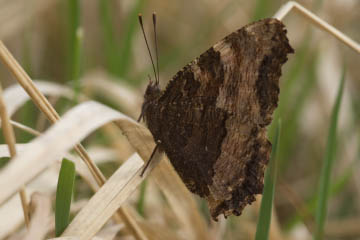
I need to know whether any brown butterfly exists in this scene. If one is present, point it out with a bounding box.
[138,14,293,220]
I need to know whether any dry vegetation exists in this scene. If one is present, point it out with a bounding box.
[0,0,359,240]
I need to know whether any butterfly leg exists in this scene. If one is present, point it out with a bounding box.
[137,102,146,122]
[137,100,150,122]
[137,111,144,122]
[140,144,160,177]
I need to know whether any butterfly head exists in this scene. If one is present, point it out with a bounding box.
[144,77,161,102]
[137,13,162,123]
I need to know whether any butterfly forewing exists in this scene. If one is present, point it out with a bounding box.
[143,18,294,220]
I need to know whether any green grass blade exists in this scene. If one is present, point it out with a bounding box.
[255,120,281,240]
[137,180,147,217]
[55,159,76,237]
[314,69,345,240]
[67,0,80,81]
[268,33,312,151]
[277,50,318,171]
[269,0,324,174]
[72,28,83,104]
[99,0,119,75]
[99,0,145,79]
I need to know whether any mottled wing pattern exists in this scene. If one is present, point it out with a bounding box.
[144,18,294,220]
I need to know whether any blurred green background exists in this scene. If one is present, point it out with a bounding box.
[0,0,359,239]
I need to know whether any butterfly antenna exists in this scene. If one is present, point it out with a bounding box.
[138,13,157,84]
[152,12,160,85]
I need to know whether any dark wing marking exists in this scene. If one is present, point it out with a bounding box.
[144,18,294,220]
[160,102,227,197]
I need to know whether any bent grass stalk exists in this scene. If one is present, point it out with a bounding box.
[314,69,345,240]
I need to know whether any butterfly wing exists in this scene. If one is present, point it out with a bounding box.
[144,18,293,220]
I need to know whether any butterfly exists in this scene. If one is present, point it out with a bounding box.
[138,15,293,220]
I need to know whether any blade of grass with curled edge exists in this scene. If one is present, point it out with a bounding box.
[314,69,345,240]
[3,81,78,117]
[0,101,143,205]
[62,152,161,239]
[55,159,76,237]
[255,120,281,240]
[0,143,111,239]
[0,101,208,239]
[0,41,148,239]
[3,76,138,119]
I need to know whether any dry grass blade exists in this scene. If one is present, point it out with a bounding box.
[0,40,104,190]
[137,221,183,240]
[0,144,58,239]
[0,195,26,239]
[62,152,161,240]
[0,100,150,239]
[274,1,360,53]
[23,193,52,240]
[0,100,184,239]
[0,144,118,239]
[82,70,141,118]
[0,40,208,239]
[115,122,209,239]
[95,224,123,240]
[0,142,97,193]
[2,80,78,117]
[85,146,119,165]
[0,84,17,159]
[1,98,207,239]
[0,41,146,239]
[0,41,60,122]
[3,82,111,189]
[10,120,41,136]
[0,101,133,204]
[0,83,30,227]
[151,162,209,240]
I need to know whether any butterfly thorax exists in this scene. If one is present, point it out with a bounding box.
[144,82,161,102]
[142,82,163,141]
